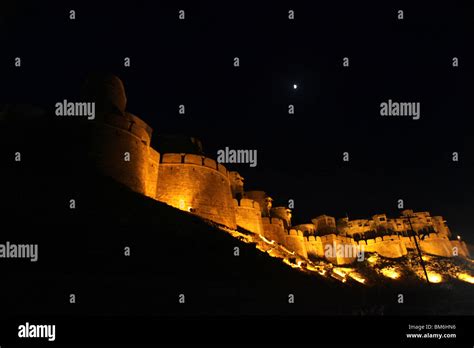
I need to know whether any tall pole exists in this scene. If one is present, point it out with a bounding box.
[406,215,430,284]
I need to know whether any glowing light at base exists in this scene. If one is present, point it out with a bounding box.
[348,272,366,284]
[306,264,326,276]
[457,273,474,284]
[332,267,353,283]
[367,255,379,264]
[283,258,301,269]
[215,225,472,287]
[427,272,443,283]
[258,235,275,245]
[381,267,400,280]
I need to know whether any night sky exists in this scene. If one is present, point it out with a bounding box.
[1,1,474,242]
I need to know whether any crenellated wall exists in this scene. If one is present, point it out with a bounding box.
[233,198,264,235]
[305,235,325,259]
[285,229,308,258]
[155,153,236,229]
[245,191,272,217]
[261,217,287,246]
[358,235,408,258]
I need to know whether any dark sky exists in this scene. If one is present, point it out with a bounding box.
[1,1,474,241]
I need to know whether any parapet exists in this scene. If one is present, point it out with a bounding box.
[160,153,229,177]
[307,235,322,242]
[245,190,273,216]
[233,198,261,210]
[261,216,285,228]
[288,229,304,237]
[161,153,183,163]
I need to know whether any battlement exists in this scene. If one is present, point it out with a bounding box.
[160,153,229,177]
[357,234,402,246]
[261,216,285,228]
[289,229,304,238]
[233,198,261,210]
[155,152,236,229]
[319,234,354,244]
[233,198,264,235]
[307,235,320,242]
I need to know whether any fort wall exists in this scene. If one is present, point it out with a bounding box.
[90,112,155,196]
[418,233,455,257]
[261,217,286,246]
[358,235,407,258]
[304,235,325,259]
[285,229,308,258]
[245,191,271,216]
[233,198,264,235]
[155,153,236,229]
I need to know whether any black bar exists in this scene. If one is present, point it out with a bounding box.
[0,315,472,345]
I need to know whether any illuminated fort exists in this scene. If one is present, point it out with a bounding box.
[79,74,471,267]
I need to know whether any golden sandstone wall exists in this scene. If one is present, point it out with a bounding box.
[84,73,470,264]
[285,229,308,259]
[84,74,158,198]
[92,111,470,263]
[155,153,237,229]
[358,235,408,258]
[233,198,264,235]
[262,217,287,245]
[91,112,158,198]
